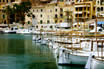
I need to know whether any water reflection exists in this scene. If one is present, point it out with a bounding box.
[0,34,84,69]
[0,34,57,69]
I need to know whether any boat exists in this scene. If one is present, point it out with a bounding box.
[88,17,104,69]
[58,37,96,65]
[90,40,104,69]
[41,38,49,45]
[32,35,41,43]
[17,28,32,34]
[3,27,18,34]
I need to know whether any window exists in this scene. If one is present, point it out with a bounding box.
[79,7,82,11]
[2,14,5,19]
[28,21,30,24]
[40,20,43,24]
[60,20,62,22]
[76,8,78,11]
[98,1,99,4]
[87,14,90,17]
[55,14,58,18]
[50,26,53,29]
[40,14,42,17]
[32,15,35,18]
[41,26,43,28]
[84,7,86,10]
[101,7,103,11]
[55,4,57,6]
[60,8,63,12]
[97,7,100,11]
[33,9,34,12]
[11,0,15,2]
[36,25,38,28]
[50,10,52,12]
[55,20,57,23]
[88,7,90,10]
[47,20,50,24]
[37,9,38,12]
[41,9,43,12]
[55,9,57,12]
[75,14,78,17]
[60,14,63,18]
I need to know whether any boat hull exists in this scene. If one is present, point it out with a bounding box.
[91,58,104,69]
[58,52,88,65]
[69,54,88,65]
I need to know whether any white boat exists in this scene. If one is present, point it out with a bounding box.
[3,27,18,34]
[32,36,41,43]
[91,57,104,69]
[90,40,104,69]
[41,39,49,45]
[58,47,89,65]
[33,30,46,35]
[17,29,32,34]
[58,38,96,65]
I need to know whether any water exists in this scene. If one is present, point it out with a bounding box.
[0,34,84,69]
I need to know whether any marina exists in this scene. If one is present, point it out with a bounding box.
[0,34,85,69]
[1,0,104,69]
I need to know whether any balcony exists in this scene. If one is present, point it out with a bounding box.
[75,5,90,7]
[75,11,83,14]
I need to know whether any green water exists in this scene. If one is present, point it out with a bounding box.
[0,34,84,69]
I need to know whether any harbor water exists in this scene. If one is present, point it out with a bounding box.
[0,34,84,69]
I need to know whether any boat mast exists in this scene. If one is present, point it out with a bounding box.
[95,17,99,57]
[71,14,73,49]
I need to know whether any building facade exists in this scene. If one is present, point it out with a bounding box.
[96,0,104,17]
[74,0,96,22]
[26,0,75,31]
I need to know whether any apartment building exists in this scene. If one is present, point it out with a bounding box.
[96,0,104,17]
[74,0,96,22]
[25,0,75,31]
[73,0,96,31]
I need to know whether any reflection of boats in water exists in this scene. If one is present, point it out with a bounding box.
[32,35,49,45]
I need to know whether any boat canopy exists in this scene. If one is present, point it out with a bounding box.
[97,21,104,24]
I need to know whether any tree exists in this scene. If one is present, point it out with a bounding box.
[3,5,13,27]
[19,1,32,25]
[4,1,32,27]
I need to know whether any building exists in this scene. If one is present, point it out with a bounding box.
[96,0,104,17]
[29,3,58,31]
[0,0,29,24]
[26,0,75,31]
[74,0,96,22]
[0,0,17,24]
[73,0,96,31]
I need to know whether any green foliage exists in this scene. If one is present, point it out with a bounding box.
[4,1,32,25]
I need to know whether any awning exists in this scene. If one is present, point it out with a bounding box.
[97,21,104,24]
